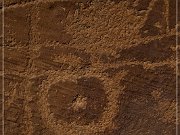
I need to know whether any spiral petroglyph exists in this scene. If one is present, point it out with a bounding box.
[3,0,179,134]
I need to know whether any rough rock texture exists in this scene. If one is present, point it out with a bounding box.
[2,0,180,134]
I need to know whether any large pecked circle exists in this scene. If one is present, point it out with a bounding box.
[38,71,120,134]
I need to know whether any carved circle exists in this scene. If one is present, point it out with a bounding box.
[38,70,121,134]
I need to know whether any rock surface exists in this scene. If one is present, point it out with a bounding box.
[2,0,179,134]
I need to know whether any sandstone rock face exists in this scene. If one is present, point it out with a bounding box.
[2,0,179,134]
